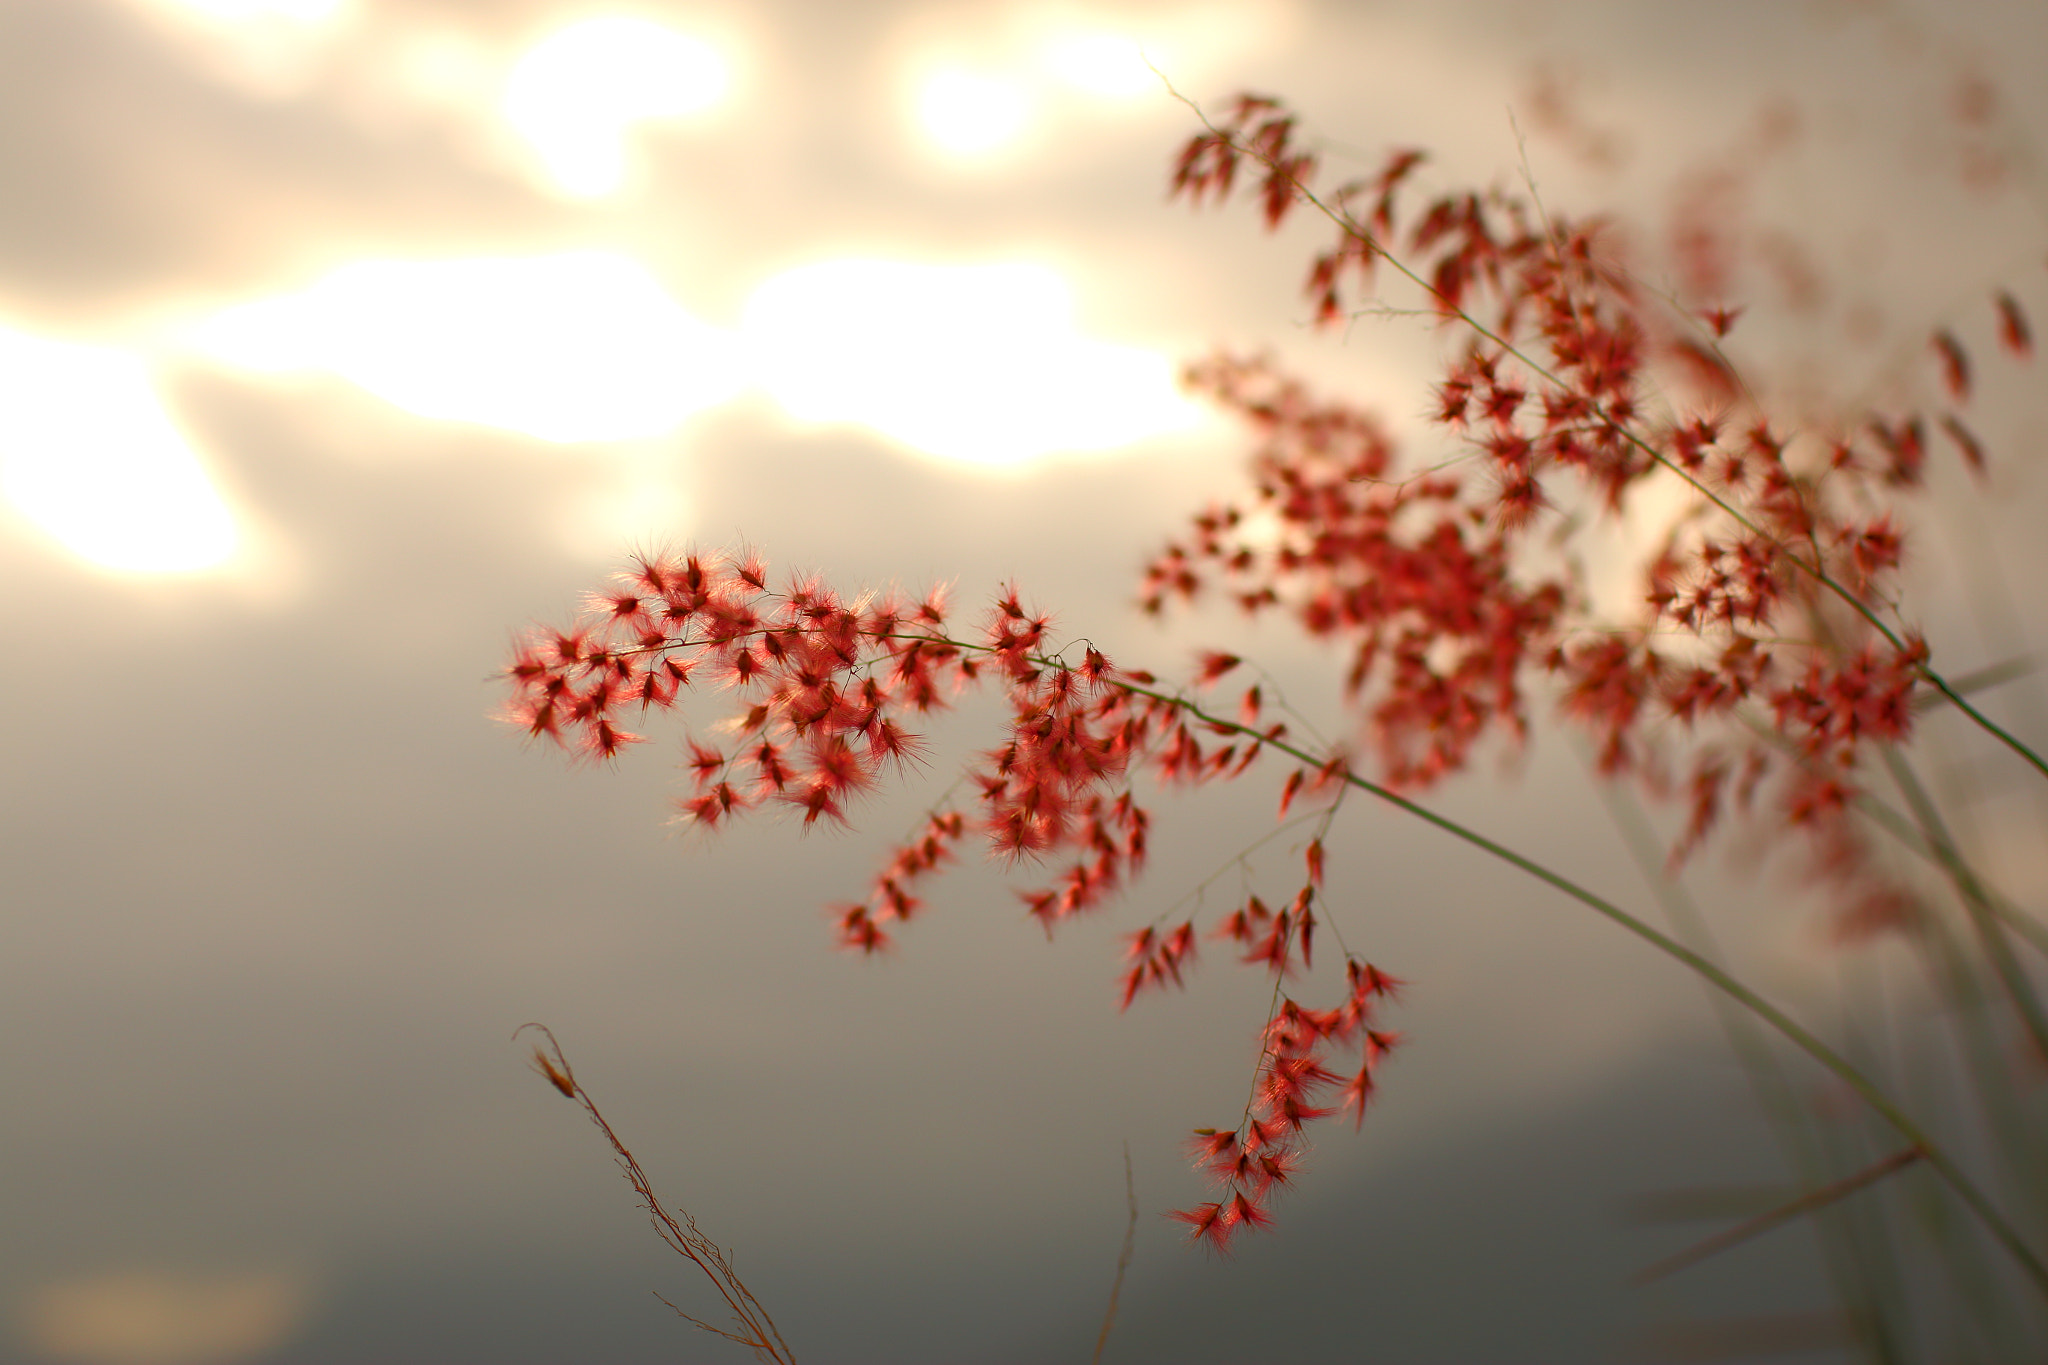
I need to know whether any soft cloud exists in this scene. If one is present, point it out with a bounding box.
[146,0,343,18]
[115,0,355,101]
[889,1,1307,165]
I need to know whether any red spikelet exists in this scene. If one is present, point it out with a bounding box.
[1339,1064,1375,1130]
[1168,1200,1237,1252]
[1996,290,2032,357]
[1931,329,1971,401]
[1278,767,1306,816]
[1940,414,1987,476]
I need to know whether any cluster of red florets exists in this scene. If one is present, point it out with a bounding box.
[503,549,1306,946]
[506,548,943,836]
[1167,843,1406,1252]
[508,546,1409,1240]
[1156,93,2035,937]
[510,94,2036,1254]
[508,550,1179,951]
[1143,352,1568,789]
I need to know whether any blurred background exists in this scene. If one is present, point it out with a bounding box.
[2,0,2045,1361]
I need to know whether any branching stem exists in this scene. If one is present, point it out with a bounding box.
[515,1025,796,1364]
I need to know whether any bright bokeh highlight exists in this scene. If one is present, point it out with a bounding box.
[915,68,1032,158]
[900,22,1164,162]
[742,260,1201,466]
[24,1268,315,1365]
[501,17,731,199]
[189,253,746,443]
[1041,32,1153,97]
[185,253,1194,469]
[0,329,237,573]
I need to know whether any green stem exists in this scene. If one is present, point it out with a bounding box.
[654,618,2048,1297]
[1880,746,2048,1067]
[1594,772,1907,1355]
[1340,747,2044,1294]
[1853,784,2048,962]
[1730,708,2048,962]
[1094,667,2048,1298]
[1909,904,2048,1344]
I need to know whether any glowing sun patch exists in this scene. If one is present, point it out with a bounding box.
[190,252,745,444]
[501,17,732,199]
[0,329,237,573]
[742,259,1199,467]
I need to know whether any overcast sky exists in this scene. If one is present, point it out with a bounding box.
[2,1,2045,1363]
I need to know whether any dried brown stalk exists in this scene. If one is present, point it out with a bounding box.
[517,1024,796,1364]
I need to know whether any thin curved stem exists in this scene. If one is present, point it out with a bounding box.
[517,1025,796,1364]
[1097,669,2048,1298]
[1879,747,2048,1065]
[1593,766,1909,1353]
[601,614,2048,1296]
